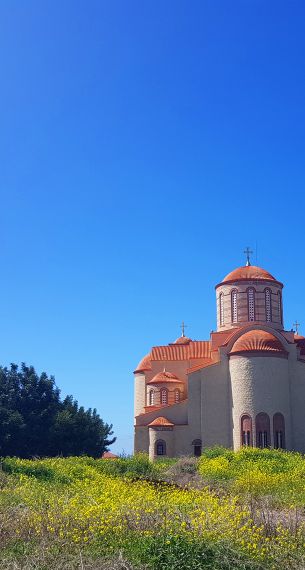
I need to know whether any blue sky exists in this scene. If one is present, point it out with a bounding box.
[0,1,304,453]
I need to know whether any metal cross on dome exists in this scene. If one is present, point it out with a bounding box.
[293,321,300,335]
[180,321,187,337]
[244,247,253,267]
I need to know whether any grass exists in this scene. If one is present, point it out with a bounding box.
[0,449,305,569]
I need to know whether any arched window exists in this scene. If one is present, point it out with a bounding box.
[149,390,154,406]
[231,289,238,323]
[219,293,224,326]
[273,413,285,449]
[265,288,272,322]
[192,439,202,457]
[278,291,283,324]
[256,412,270,448]
[161,388,168,405]
[156,439,166,456]
[247,288,256,321]
[174,389,180,403]
[241,414,252,447]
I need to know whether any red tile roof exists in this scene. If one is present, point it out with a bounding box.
[219,265,280,286]
[172,335,191,345]
[148,416,174,427]
[230,330,286,355]
[151,341,211,361]
[187,358,215,373]
[134,353,152,373]
[102,451,118,459]
[147,370,183,384]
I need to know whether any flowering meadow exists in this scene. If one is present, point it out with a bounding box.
[0,450,305,569]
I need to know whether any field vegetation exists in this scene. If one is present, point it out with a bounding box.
[0,448,305,569]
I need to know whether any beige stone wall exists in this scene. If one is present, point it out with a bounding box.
[134,373,146,417]
[149,428,175,460]
[135,399,188,427]
[289,356,305,452]
[134,426,149,453]
[216,281,284,332]
[229,355,291,449]
[199,359,232,448]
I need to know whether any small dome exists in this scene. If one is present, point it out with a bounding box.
[134,353,152,373]
[147,370,183,384]
[148,416,174,427]
[173,335,191,345]
[221,265,277,284]
[295,334,305,341]
[230,330,285,355]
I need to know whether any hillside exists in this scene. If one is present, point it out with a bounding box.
[0,449,305,569]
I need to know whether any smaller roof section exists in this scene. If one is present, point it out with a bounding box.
[219,265,280,286]
[102,451,118,459]
[172,335,192,345]
[230,330,286,355]
[147,370,184,384]
[134,353,152,373]
[148,416,174,427]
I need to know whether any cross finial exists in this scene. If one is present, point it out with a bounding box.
[293,321,300,335]
[180,321,187,337]
[244,247,253,266]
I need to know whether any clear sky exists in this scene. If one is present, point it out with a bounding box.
[0,1,304,454]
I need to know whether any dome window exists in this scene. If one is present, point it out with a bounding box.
[161,388,168,405]
[219,293,224,326]
[247,288,256,321]
[265,289,272,322]
[231,289,238,323]
[174,389,180,403]
[149,390,154,406]
[278,291,283,324]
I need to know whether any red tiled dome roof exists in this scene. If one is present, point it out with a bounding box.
[148,416,174,427]
[295,334,305,341]
[221,265,277,284]
[230,330,286,355]
[147,370,183,384]
[134,354,152,373]
[173,335,191,345]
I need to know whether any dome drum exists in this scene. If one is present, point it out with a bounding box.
[216,277,284,332]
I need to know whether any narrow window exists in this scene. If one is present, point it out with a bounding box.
[161,388,168,405]
[174,389,180,403]
[247,288,256,321]
[265,288,272,322]
[273,413,285,449]
[241,415,252,447]
[278,292,283,324]
[156,440,166,456]
[149,390,154,406]
[219,293,224,326]
[231,289,238,323]
[256,413,270,448]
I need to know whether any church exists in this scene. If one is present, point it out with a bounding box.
[133,252,305,459]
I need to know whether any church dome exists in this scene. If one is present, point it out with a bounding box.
[173,335,191,345]
[221,265,277,285]
[147,370,183,384]
[230,330,286,355]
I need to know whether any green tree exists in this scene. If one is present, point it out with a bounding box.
[0,363,115,458]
